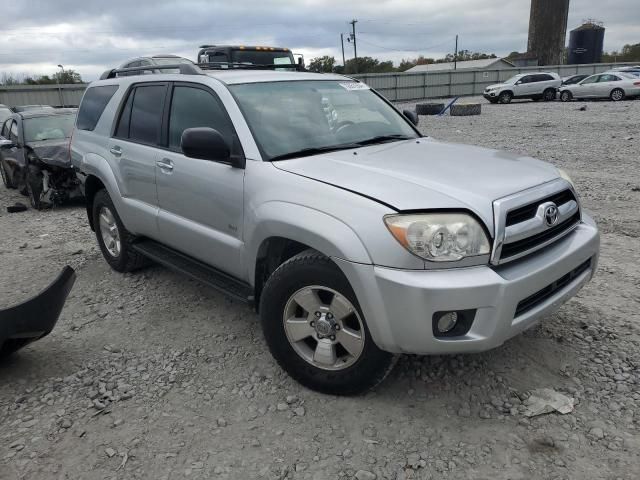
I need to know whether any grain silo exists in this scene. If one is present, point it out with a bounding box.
[527,0,571,65]
[568,23,605,64]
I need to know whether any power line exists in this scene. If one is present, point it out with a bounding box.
[356,36,455,53]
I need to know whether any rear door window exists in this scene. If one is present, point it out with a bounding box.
[121,84,167,145]
[77,85,119,131]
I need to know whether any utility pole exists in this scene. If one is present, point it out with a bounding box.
[454,35,458,70]
[57,64,64,107]
[340,33,346,67]
[349,19,358,73]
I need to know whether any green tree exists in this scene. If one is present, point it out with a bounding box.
[602,43,640,63]
[344,56,395,74]
[308,56,337,73]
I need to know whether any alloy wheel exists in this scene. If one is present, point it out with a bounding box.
[282,285,365,371]
[99,206,121,257]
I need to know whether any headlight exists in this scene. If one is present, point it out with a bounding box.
[557,168,575,188]
[384,213,491,262]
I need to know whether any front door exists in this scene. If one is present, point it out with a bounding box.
[575,75,600,98]
[156,83,245,278]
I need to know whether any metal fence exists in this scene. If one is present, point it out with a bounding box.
[351,62,639,101]
[0,62,637,107]
[0,84,87,108]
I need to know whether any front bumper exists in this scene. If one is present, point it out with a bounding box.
[483,91,498,100]
[335,214,599,355]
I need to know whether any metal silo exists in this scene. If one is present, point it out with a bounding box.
[527,0,571,66]
[568,23,605,64]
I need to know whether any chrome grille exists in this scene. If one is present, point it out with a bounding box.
[492,179,581,265]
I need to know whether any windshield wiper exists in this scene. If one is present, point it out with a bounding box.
[355,134,415,146]
[269,143,360,161]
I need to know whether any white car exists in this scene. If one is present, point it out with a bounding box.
[483,72,561,104]
[558,72,640,102]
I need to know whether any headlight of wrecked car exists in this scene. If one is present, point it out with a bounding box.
[384,213,491,263]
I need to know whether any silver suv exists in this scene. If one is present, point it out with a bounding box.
[483,72,562,104]
[71,65,599,395]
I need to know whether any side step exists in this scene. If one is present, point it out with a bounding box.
[132,239,254,304]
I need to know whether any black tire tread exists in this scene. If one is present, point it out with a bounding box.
[260,249,395,395]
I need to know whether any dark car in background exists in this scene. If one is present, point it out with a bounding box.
[0,108,82,209]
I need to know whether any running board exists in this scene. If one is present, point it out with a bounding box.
[132,239,254,304]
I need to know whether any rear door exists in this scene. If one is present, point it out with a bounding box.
[595,74,621,97]
[155,82,245,278]
[110,82,168,237]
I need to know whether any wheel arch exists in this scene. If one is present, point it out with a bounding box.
[248,202,373,306]
[84,174,106,231]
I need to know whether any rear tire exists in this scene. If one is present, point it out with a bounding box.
[560,91,573,102]
[260,250,395,395]
[610,88,625,101]
[92,189,147,273]
[498,91,513,104]
[543,88,556,101]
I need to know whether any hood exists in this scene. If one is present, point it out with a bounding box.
[26,139,71,168]
[273,138,560,230]
[485,82,508,90]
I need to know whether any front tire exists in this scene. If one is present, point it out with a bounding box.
[26,165,45,210]
[0,159,15,188]
[92,189,147,273]
[610,88,625,101]
[560,91,573,102]
[260,250,395,395]
[498,91,513,104]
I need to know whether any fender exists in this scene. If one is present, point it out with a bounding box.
[245,201,373,285]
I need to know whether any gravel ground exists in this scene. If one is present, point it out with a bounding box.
[1,97,639,480]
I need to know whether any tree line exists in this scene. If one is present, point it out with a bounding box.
[0,69,83,86]
[308,50,497,74]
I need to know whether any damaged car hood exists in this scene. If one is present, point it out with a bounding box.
[27,139,71,168]
[273,138,561,229]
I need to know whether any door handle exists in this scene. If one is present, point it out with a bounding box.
[109,146,122,157]
[156,158,174,173]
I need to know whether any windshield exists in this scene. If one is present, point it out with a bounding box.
[153,57,193,65]
[231,50,294,65]
[503,75,522,85]
[230,80,419,160]
[23,114,75,142]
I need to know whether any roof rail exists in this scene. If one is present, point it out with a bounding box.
[197,62,306,72]
[99,63,203,80]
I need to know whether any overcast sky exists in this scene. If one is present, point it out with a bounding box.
[1,0,638,81]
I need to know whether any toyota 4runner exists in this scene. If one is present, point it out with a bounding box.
[71,63,599,395]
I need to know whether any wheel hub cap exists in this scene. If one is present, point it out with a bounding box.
[99,206,121,258]
[283,286,365,371]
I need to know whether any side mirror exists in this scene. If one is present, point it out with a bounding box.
[0,138,14,149]
[181,127,244,168]
[403,109,419,126]
[515,80,522,85]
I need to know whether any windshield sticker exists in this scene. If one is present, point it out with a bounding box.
[338,82,370,91]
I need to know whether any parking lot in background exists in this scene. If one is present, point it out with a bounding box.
[1,97,639,479]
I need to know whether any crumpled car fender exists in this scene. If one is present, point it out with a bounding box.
[0,266,76,357]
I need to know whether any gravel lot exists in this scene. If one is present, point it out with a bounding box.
[1,97,639,480]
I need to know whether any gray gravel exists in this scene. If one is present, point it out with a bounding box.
[1,96,639,479]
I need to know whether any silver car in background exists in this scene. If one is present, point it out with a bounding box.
[559,72,640,102]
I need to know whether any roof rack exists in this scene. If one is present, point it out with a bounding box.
[99,63,203,80]
[197,62,305,72]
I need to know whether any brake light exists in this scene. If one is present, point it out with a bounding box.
[634,81,640,86]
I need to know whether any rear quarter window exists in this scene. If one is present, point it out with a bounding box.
[77,85,119,131]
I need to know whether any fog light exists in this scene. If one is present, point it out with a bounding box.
[437,312,458,333]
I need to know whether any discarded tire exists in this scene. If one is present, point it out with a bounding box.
[416,103,444,116]
[6,202,28,213]
[450,103,482,116]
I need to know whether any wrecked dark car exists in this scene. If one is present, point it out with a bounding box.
[0,266,75,357]
[0,108,82,209]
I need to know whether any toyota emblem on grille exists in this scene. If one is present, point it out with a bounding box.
[544,204,559,227]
